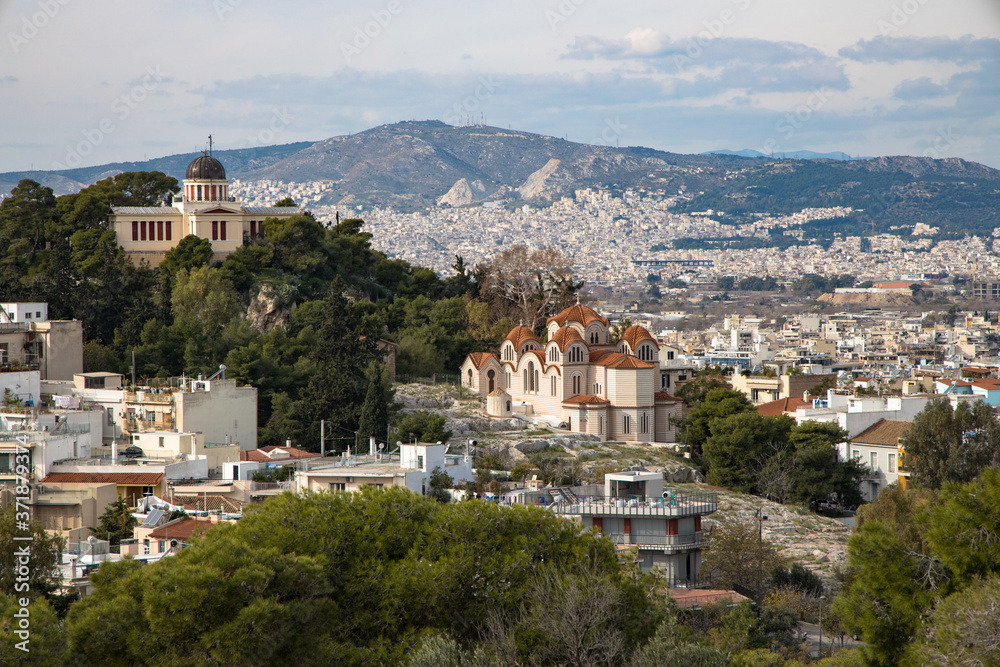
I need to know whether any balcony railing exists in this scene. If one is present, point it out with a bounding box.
[607,531,703,550]
[122,417,176,432]
[125,392,174,404]
[250,481,292,492]
[554,490,718,518]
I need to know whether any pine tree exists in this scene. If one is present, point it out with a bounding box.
[295,279,381,451]
[358,361,392,452]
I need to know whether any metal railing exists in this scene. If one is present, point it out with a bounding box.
[554,490,718,517]
[125,392,174,404]
[250,481,292,492]
[608,531,703,549]
[307,453,401,470]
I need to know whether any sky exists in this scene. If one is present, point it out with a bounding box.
[1,0,999,173]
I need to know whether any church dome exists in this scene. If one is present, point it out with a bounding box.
[503,325,541,350]
[186,154,226,180]
[620,324,657,350]
[547,304,609,329]
[549,325,584,351]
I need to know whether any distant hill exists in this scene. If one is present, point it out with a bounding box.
[704,149,869,161]
[238,120,753,209]
[4,121,999,235]
[0,142,315,195]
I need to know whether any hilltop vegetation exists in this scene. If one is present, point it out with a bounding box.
[0,172,580,450]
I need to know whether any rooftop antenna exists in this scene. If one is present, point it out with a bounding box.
[207,134,213,156]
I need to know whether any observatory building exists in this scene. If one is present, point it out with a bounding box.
[110,150,301,265]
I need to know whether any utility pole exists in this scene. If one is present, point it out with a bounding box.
[320,419,325,457]
[755,507,767,599]
[819,595,826,658]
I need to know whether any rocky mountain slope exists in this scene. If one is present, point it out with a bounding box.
[6,120,999,233]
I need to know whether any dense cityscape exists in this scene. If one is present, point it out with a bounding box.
[230,178,998,286]
[2,0,1000,664]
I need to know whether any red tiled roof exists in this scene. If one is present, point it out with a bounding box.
[241,446,320,462]
[563,394,610,404]
[467,352,498,369]
[851,419,911,446]
[756,397,810,416]
[588,349,616,363]
[971,379,1000,390]
[41,472,163,485]
[549,325,585,351]
[607,355,656,370]
[591,352,656,369]
[654,391,681,403]
[503,325,541,350]
[547,304,609,328]
[524,349,546,364]
[669,588,749,610]
[619,324,657,350]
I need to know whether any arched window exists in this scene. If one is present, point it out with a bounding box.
[622,414,631,435]
[572,375,581,395]
[551,375,557,395]
[487,369,495,393]
[467,369,473,387]
[590,331,599,344]
[527,361,536,392]
[640,412,649,434]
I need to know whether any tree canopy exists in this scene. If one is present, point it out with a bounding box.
[60,488,640,665]
[834,468,1000,665]
[901,397,1000,488]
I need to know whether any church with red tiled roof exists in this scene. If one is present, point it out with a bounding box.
[460,305,681,443]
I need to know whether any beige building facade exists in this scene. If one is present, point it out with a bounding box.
[109,153,301,265]
[1,303,83,382]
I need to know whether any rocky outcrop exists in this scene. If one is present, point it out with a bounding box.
[247,282,296,332]
[437,178,488,207]
[517,158,562,200]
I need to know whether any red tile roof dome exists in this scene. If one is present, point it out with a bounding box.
[547,304,609,328]
[620,324,657,351]
[549,325,585,351]
[503,325,541,350]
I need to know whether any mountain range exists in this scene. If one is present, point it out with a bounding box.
[3,120,999,235]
